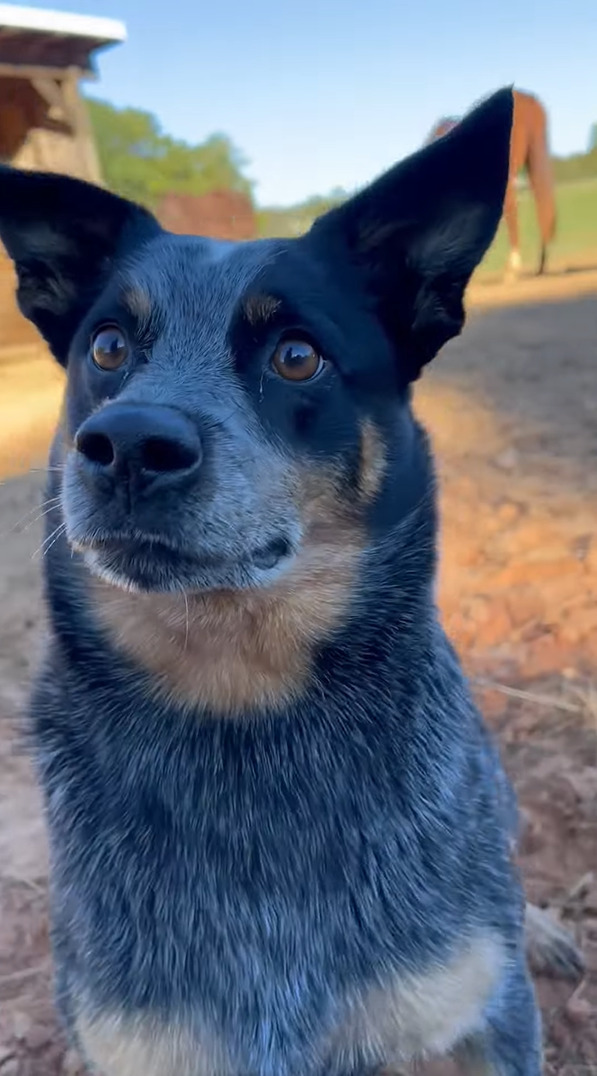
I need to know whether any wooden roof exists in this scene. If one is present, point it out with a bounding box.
[0,4,125,75]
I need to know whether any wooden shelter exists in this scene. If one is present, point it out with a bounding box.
[157,191,257,242]
[0,4,126,352]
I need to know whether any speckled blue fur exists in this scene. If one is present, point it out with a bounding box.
[0,87,542,1076]
[32,480,539,1076]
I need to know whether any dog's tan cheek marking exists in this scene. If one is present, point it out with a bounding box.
[322,934,505,1069]
[91,582,311,716]
[90,463,365,717]
[358,419,386,503]
[76,1011,232,1076]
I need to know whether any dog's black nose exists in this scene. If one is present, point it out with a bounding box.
[75,404,202,491]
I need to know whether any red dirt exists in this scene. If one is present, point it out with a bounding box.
[0,279,595,1074]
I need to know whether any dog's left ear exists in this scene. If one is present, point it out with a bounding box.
[308,88,513,382]
[0,166,160,365]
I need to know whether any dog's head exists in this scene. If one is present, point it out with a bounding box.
[0,91,511,605]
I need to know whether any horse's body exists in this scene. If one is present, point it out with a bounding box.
[426,91,556,277]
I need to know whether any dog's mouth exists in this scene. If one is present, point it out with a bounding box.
[74,532,296,593]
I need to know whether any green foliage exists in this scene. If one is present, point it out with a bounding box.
[86,95,597,278]
[257,189,348,238]
[260,177,597,281]
[479,177,597,277]
[552,146,597,184]
[257,153,597,245]
[87,98,254,209]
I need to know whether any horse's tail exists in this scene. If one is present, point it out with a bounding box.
[526,100,556,273]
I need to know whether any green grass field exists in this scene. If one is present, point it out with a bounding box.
[477,177,597,278]
[260,177,597,281]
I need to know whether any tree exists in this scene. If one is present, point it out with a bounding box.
[552,145,597,183]
[257,188,348,238]
[589,124,597,153]
[87,98,254,208]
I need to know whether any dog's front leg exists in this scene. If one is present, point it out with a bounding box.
[455,955,542,1076]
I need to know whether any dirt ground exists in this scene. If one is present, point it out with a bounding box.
[0,272,596,1074]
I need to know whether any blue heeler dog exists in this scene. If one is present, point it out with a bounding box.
[0,87,582,1076]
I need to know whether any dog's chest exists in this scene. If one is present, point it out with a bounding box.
[42,675,502,1076]
[74,932,503,1076]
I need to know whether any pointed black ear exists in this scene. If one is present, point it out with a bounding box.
[0,167,160,365]
[308,88,513,382]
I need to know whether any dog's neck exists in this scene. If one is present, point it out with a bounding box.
[46,486,437,721]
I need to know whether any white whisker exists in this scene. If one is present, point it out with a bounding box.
[41,523,68,559]
[32,521,67,561]
[0,496,61,541]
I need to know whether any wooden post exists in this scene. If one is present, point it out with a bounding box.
[61,66,103,185]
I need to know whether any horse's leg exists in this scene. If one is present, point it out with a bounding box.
[503,181,521,280]
[527,121,557,276]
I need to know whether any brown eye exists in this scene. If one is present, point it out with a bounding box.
[271,339,324,382]
[91,325,129,371]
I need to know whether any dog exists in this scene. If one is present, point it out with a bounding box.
[0,88,582,1076]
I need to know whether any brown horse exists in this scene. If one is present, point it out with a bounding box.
[426,90,556,277]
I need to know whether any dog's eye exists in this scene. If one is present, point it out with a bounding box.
[271,339,324,382]
[91,325,129,371]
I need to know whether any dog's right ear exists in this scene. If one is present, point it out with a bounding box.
[0,166,160,365]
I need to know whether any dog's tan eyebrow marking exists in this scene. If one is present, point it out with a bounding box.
[120,284,153,323]
[241,292,282,326]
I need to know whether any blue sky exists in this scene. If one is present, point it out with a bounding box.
[15,0,597,205]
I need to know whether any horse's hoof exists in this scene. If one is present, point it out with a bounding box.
[504,250,522,283]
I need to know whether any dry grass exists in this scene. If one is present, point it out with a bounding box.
[473,677,597,727]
